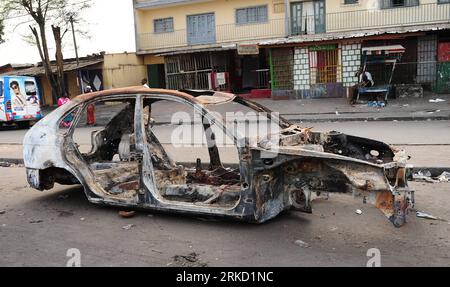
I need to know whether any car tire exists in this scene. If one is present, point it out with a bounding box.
[18,121,30,129]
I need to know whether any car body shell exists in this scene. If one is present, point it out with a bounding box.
[23,87,414,227]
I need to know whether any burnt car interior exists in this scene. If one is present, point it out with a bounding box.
[143,98,241,207]
[69,96,242,207]
[67,93,400,205]
[77,99,141,197]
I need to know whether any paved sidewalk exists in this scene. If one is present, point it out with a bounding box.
[257,93,450,122]
[42,92,450,123]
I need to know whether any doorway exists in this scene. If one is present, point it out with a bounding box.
[148,64,166,88]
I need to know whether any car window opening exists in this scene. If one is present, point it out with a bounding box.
[144,98,241,208]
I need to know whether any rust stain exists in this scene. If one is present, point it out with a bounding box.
[375,191,395,217]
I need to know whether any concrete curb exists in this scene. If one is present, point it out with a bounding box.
[0,158,24,166]
[287,115,450,123]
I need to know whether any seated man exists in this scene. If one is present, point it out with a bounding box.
[358,68,374,88]
[349,68,375,104]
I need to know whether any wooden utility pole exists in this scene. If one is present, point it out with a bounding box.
[70,15,83,94]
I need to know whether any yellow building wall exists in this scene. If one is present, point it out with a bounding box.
[136,0,447,51]
[324,0,437,13]
[103,53,148,89]
[137,0,286,50]
[143,55,165,65]
[138,0,283,31]
[136,0,443,31]
[67,72,81,98]
[321,0,445,33]
[39,71,81,105]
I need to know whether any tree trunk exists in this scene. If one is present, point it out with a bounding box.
[37,21,60,104]
[52,25,65,99]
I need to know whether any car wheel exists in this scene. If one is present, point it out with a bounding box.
[17,121,30,129]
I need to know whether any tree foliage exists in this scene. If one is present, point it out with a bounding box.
[1,0,91,103]
[0,19,4,44]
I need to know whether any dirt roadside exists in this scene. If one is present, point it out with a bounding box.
[0,166,449,267]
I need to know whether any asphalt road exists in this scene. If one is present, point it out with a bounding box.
[1,119,450,266]
[2,120,450,166]
[1,120,450,145]
[0,166,449,267]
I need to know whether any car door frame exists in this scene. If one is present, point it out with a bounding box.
[137,93,251,216]
[60,94,141,202]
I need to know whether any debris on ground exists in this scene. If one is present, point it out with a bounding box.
[172,252,207,267]
[119,210,136,218]
[412,170,450,183]
[122,224,135,230]
[413,170,431,178]
[437,171,450,182]
[429,98,446,103]
[416,212,438,220]
[355,209,363,215]
[330,226,338,231]
[29,219,43,224]
[0,162,24,168]
[80,217,85,221]
[412,170,438,183]
[294,239,310,248]
[57,210,74,217]
[0,210,5,215]
[368,101,386,108]
[58,194,69,200]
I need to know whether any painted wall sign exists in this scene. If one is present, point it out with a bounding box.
[237,44,260,55]
[309,44,338,51]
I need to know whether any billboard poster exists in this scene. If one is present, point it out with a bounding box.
[8,77,41,120]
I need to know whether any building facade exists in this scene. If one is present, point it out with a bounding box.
[133,0,450,98]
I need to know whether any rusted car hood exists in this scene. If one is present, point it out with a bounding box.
[250,125,413,227]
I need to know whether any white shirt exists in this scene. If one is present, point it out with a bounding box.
[359,71,374,86]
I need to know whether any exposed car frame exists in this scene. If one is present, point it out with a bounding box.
[24,87,414,227]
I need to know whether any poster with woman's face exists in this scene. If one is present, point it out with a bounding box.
[9,78,40,117]
[9,79,26,114]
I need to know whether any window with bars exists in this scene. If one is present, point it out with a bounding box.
[380,0,419,9]
[236,5,268,24]
[309,47,341,84]
[154,17,174,33]
[271,48,294,90]
[344,0,358,4]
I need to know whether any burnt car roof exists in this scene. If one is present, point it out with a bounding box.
[73,87,236,106]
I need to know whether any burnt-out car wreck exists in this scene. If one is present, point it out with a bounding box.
[24,87,414,227]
